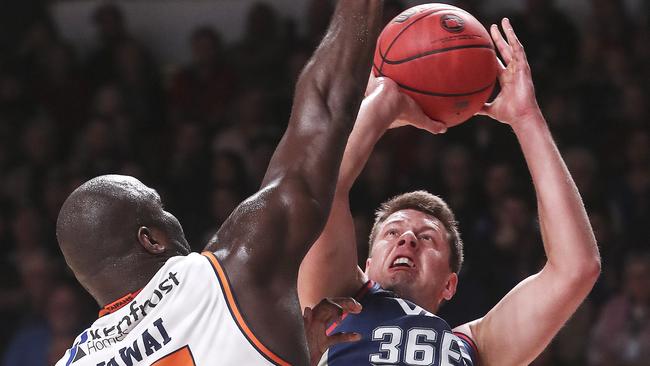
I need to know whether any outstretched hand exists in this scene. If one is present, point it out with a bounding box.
[303,297,362,366]
[477,18,542,126]
[366,73,447,135]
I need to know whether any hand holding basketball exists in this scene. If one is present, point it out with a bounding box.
[374,4,498,127]
[365,74,446,135]
[477,18,542,127]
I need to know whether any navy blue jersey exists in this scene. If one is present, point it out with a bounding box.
[321,282,478,366]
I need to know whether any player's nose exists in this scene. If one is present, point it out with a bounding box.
[397,231,417,248]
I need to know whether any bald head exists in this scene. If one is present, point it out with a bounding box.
[57,175,190,302]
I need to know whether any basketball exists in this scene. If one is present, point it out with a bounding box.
[373,3,497,126]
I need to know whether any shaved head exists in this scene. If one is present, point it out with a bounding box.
[57,175,190,303]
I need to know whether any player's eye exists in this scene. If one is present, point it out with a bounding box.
[386,229,399,237]
[419,234,432,241]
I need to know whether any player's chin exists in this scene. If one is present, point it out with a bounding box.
[384,282,417,299]
[383,272,416,290]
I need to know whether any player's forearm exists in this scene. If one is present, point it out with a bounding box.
[306,0,384,114]
[338,98,387,193]
[262,0,382,196]
[512,113,600,277]
[298,97,387,308]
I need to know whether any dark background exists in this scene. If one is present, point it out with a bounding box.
[0,0,648,365]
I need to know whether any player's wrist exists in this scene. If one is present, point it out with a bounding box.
[510,109,546,135]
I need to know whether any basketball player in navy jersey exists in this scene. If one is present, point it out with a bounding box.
[55,1,382,365]
[298,18,601,365]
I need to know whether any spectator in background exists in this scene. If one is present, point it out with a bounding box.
[232,2,286,88]
[382,0,406,26]
[165,121,211,246]
[212,86,280,159]
[586,0,636,49]
[588,253,650,366]
[438,144,481,227]
[589,209,624,306]
[210,151,250,194]
[12,251,56,322]
[247,135,279,185]
[3,117,59,207]
[113,38,163,129]
[508,0,579,88]
[352,145,398,210]
[473,194,543,305]
[168,26,236,128]
[15,18,60,77]
[0,65,34,124]
[90,84,133,155]
[612,130,650,244]
[30,41,88,132]
[564,146,605,210]
[203,185,244,242]
[401,133,445,193]
[305,0,334,48]
[0,1,50,59]
[620,83,648,128]
[2,283,88,366]
[85,2,130,89]
[68,117,123,177]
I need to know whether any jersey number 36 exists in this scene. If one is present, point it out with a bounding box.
[369,327,472,366]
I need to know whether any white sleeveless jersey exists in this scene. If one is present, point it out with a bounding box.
[55,252,289,366]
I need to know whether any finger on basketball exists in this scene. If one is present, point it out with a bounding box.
[490,24,512,64]
[475,102,493,117]
[412,119,447,135]
[502,18,525,60]
[366,75,384,97]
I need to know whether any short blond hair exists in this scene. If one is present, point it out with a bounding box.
[369,191,464,273]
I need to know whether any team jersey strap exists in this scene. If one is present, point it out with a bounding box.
[454,331,480,365]
[98,289,142,317]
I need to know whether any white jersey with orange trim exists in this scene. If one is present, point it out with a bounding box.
[55,252,288,366]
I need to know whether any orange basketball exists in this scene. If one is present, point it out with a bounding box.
[373,3,497,126]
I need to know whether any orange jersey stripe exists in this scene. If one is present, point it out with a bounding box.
[152,345,196,366]
[202,251,291,366]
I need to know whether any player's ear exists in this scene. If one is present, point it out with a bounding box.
[138,226,166,254]
[441,272,458,301]
[364,258,372,274]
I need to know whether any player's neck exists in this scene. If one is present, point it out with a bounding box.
[90,256,168,308]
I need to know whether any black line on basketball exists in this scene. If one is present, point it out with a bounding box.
[397,80,495,97]
[383,44,495,65]
[379,8,452,73]
[372,62,383,76]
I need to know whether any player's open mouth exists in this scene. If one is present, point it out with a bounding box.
[390,256,414,269]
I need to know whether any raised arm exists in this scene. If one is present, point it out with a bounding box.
[453,18,601,366]
[298,76,446,309]
[204,1,383,364]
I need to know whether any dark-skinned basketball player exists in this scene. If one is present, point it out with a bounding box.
[54,1,383,365]
[298,18,601,366]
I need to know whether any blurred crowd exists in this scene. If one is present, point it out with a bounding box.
[0,0,648,365]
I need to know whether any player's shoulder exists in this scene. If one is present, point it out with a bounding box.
[159,251,212,273]
[141,252,217,296]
